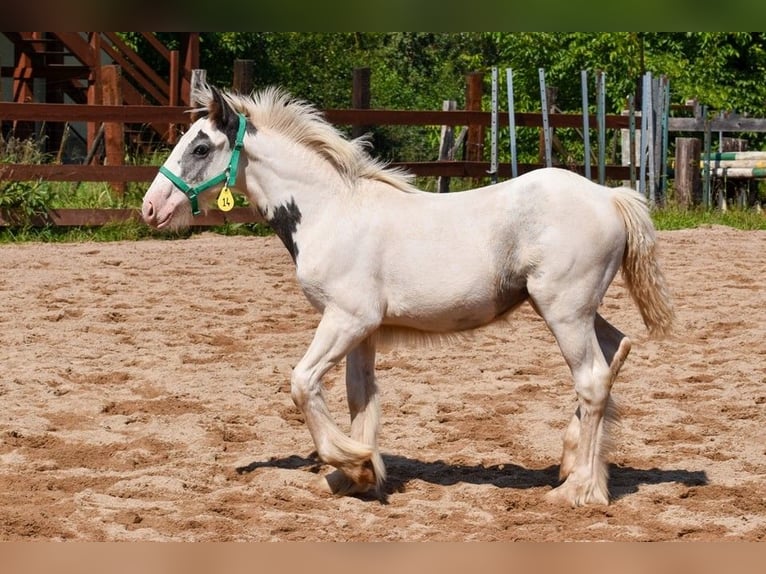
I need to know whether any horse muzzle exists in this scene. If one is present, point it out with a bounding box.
[141,180,190,230]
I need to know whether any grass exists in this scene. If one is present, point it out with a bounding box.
[651,205,766,231]
[0,219,275,243]
[1,204,762,243]
[50,182,145,209]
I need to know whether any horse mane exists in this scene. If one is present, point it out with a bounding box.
[193,84,418,193]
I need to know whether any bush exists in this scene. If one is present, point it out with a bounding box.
[0,132,57,224]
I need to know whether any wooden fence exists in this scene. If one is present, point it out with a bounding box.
[2,100,766,227]
[0,101,639,227]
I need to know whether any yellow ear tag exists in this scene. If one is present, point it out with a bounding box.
[217,186,234,212]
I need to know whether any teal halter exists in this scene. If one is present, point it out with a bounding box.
[159,113,247,215]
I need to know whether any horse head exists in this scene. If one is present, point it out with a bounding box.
[142,86,246,230]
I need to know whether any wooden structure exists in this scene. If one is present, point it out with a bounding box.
[673,105,766,209]
[1,32,200,152]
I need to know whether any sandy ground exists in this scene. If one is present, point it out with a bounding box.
[0,226,763,541]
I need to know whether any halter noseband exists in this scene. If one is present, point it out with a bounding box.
[158,113,247,215]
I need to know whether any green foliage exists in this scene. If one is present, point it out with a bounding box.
[209,222,274,237]
[0,132,58,225]
[50,181,147,209]
[199,33,489,108]
[646,33,766,114]
[195,33,498,162]
[490,32,766,115]
[192,32,766,164]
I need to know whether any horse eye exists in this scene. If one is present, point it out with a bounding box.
[192,144,209,157]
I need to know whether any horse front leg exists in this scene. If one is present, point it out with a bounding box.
[325,335,386,497]
[290,307,380,495]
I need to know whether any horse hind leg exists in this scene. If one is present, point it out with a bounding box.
[558,314,630,482]
[537,308,630,506]
[325,336,386,498]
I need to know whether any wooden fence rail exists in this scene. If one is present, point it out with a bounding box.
[0,207,258,227]
[1,102,639,127]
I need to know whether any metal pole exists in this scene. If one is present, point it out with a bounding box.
[628,94,636,190]
[597,71,606,185]
[703,105,712,208]
[506,68,518,178]
[538,68,552,168]
[490,66,498,184]
[581,70,591,180]
[718,111,724,152]
[648,75,657,206]
[660,76,670,203]
[639,72,651,197]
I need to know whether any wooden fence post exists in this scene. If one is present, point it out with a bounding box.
[437,100,457,193]
[101,65,125,197]
[465,72,484,164]
[87,33,102,156]
[720,137,750,208]
[167,50,181,144]
[11,37,36,140]
[352,67,371,139]
[539,85,558,167]
[169,50,180,108]
[232,59,255,94]
[674,137,701,208]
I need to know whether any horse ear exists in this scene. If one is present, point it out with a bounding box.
[208,86,236,131]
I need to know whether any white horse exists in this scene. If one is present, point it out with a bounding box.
[142,85,674,506]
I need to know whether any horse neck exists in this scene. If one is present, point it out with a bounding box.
[242,131,346,223]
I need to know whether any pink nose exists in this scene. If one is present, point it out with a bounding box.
[142,201,156,225]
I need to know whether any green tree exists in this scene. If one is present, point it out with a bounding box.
[124,33,766,166]
[642,32,766,113]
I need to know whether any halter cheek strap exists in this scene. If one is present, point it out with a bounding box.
[159,113,247,216]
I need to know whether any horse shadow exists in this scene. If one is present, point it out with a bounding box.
[236,453,708,503]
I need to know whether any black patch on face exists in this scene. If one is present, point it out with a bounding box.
[181,130,213,183]
[268,198,302,262]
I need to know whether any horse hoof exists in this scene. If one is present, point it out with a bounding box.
[324,468,373,497]
[544,484,577,507]
[544,480,610,507]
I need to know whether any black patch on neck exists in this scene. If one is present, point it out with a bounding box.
[223,117,255,156]
[268,198,302,262]
[222,116,239,150]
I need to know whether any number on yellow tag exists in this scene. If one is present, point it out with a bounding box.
[217,186,234,212]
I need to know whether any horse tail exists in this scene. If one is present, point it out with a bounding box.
[611,187,675,338]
